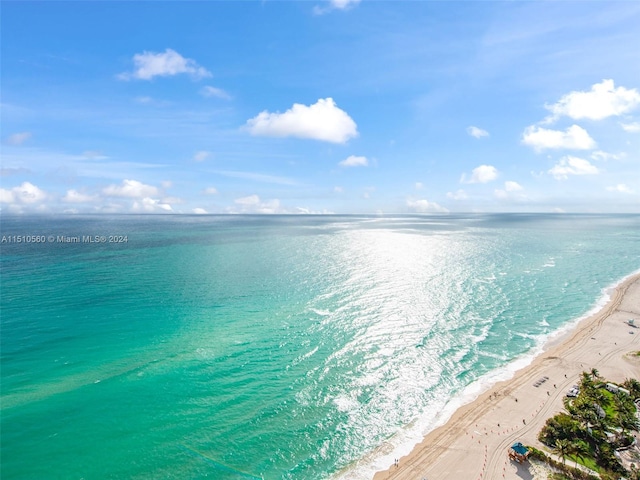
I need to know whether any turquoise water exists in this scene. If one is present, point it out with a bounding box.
[1,214,639,479]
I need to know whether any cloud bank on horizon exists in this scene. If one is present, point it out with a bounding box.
[1,1,639,214]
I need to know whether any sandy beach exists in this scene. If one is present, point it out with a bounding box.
[373,274,640,480]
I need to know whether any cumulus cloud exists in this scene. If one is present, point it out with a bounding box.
[203,187,218,195]
[522,125,596,151]
[162,196,184,205]
[193,150,211,162]
[245,98,358,144]
[620,121,640,133]
[0,182,47,204]
[493,189,509,200]
[494,181,524,200]
[235,195,260,206]
[504,181,523,192]
[461,165,499,184]
[406,198,449,213]
[544,79,640,123]
[606,184,635,194]
[233,194,281,214]
[5,132,32,145]
[467,126,489,139]
[548,156,599,180]
[132,197,173,213]
[118,49,211,81]
[62,189,96,203]
[103,179,160,198]
[446,189,468,200]
[200,86,231,100]
[0,188,15,204]
[339,155,368,167]
[334,186,344,193]
[193,208,208,214]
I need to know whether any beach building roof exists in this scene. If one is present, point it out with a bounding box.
[510,442,528,456]
[508,442,530,463]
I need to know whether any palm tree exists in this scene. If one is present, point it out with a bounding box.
[622,378,640,397]
[553,438,571,465]
[567,440,589,469]
[580,372,597,397]
[618,409,640,436]
[590,368,600,381]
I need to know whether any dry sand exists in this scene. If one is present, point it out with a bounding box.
[373,274,640,480]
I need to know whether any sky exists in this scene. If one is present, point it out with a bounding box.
[1,0,640,214]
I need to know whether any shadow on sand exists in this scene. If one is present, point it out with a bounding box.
[511,459,535,480]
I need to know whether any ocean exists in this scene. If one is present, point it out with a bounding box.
[1,214,639,479]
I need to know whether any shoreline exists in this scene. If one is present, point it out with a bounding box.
[370,272,640,480]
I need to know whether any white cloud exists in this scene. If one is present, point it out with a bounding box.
[504,181,523,192]
[14,182,46,203]
[462,164,499,184]
[548,155,599,180]
[233,195,281,214]
[162,196,184,205]
[204,187,218,195]
[545,79,640,122]
[415,182,423,190]
[467,126,489,139]
[193,208,208,214]
[331,0,361,8]
[406,198,449,213]
[334,186,344,193]
[0,182,47,204]
[591,150,623,162]
[118,49,211,81]
[495,181,524,200]
[339,155,368,167]
[446,189,468,200]
[245,98,358,144]
[494,189,509,200]
[235,194,260,206]
[606,184,635,194]
[620,121,640,133]
[313,0,361,15]
[0,189,15,203]
[200,86,231,100]
[132,197,173,213]
[62,189,96,203]
[103,179,160,198]
[5,132,32,145]
[193,150,211,162]
[522,125,596,151]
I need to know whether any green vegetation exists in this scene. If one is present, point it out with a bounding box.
[622,377,640,397]
[527,446,599,479]
[537,372,640,479]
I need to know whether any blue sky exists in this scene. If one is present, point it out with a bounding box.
[2,0,639,214]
